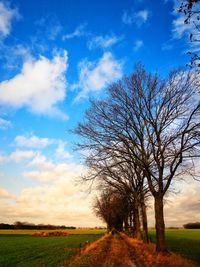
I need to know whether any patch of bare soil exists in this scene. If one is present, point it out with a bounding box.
[68,233,136,267]
[32,230,69,237]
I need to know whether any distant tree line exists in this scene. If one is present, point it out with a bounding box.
[183,222,200,229]
[74,64,200,253]
[0,221,76,230]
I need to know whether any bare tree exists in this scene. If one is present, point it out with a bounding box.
[74,65,200,252]
[179,0,200,68]
[93,188,129,232]
[86,151,149,241]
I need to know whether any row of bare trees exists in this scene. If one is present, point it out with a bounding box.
[74,65,200,253]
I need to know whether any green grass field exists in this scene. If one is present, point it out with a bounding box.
[1,229,199,266]
[149,229,200,264]
[0,230,104,267]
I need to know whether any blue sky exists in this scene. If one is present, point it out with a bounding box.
[0,0,199,227]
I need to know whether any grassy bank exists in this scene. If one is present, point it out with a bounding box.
[148,229,200,264]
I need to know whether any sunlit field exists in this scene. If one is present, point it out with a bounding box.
[0,228,106,235]
[1,229,199,266]
[0,229,104,267]
[149,229,200,264]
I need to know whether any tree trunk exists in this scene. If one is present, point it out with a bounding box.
[133,199,142,239]
[154,195,167,252]
[124,216,129,232]
[140,195,149,243]
[129,210,133,235]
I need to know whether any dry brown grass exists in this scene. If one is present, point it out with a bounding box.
[121,233,198,267]
[81,233,109,253]
[68,233,136,267]
[103,234,135,267]
[32,230,69,237]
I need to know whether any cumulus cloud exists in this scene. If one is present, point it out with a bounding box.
[87,34,122,50]
[0,2,19,38]
[73,52,123,101]
[0,182,99,226]
[0,149,35,163]
[164,184,200,227]
[0,152,100,226]
[0,117,11,129]
[147,181,200,227]
[24,153,84,182]
[0,51,68,119]
[9,150,35,162]
[0,188,14,199]
[133,40,144,51]
[28,153,54,171]
[15,134,52,149]
[122,9,150,26]
[0,146,199,227]
[62,23,87,40]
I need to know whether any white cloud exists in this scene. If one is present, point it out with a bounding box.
[62,23,87,40]
[24,153,83,182]
[122,9,150,26]
[0,188,14,199]
[14,134,72,160]
[28,153,54,171]
[0,146,199,227]
[0,117,11,129]
[0,42,32,71]
[15,134,52,149]
[172,16,193,39]
[55,141,72,160]
[87,34,122,50]
[136,10,149,25]
[0,2,19,38]
[0,154,101,226]
[9,150,35,162]
[147,181,200,228]
[73,52,123,101]
[35,15,62,41]
[0,181,100,226]
[0,149,35,163]
[164,183,200,227]
[0,51,68,119]
[133,40,144,51]
[168,1,200,54]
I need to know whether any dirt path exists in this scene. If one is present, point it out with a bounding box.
[68,233,137,267]
[67,233,197,267]
[102,234,136,267]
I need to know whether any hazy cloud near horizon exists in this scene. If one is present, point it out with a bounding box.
[0,134,199,227]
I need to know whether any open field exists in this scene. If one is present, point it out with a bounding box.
[149,229,200,264]
[0,230,103,267]
[0,228,106,235]
[0,229,200,266]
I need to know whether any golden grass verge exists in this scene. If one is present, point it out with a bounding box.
[121,233,198,267]
[81,233,109,253]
